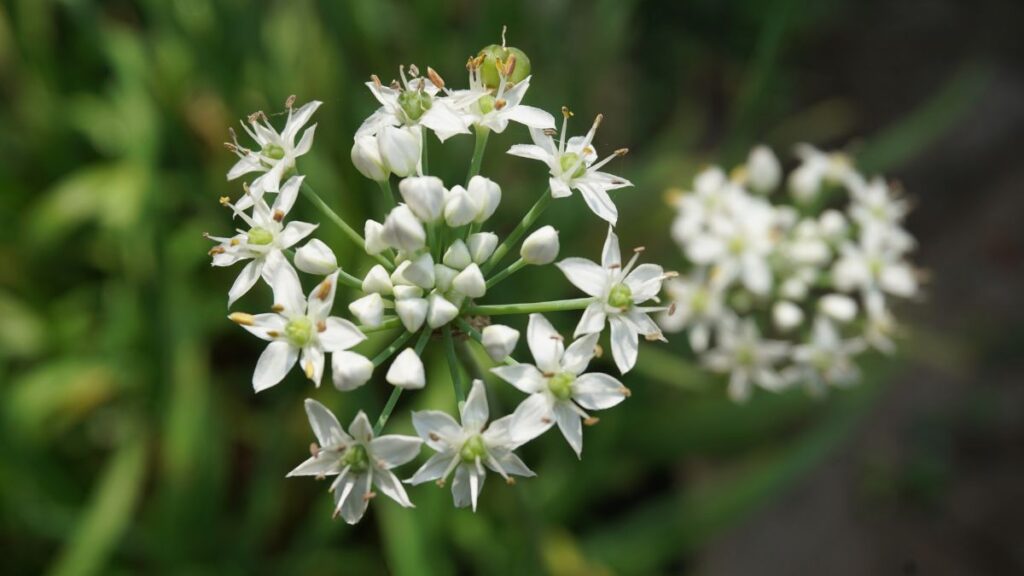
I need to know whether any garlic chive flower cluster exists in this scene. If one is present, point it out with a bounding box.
[210,40,670,523]
[661,144,920,401]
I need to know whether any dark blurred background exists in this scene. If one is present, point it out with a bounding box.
[1,1,1022,574]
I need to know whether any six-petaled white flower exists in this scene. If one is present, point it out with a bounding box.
[227,100,321,197]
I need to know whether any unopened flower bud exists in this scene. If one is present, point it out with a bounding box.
[482,324,519,361]
[395,297,428,332]
[362,264,393,295]
[477,44,531,89]
[819,293,858,323]
[466,176,501,223]
[393,285,424,300]
[746,145,781,194]
[403,252,436,290]
[772,300,805,331]
[452,263,486,298]
[467,232,498,264]
[780,277,809,301]
[520,225,559,265]
[378,126,420,177]
[443,239,472,270]
[364,220,388,255]
[443,186,477,227]
[386,348,425,389]
[789,164,822,204]
[427,293,459,328]
[382,205,426,252]
[332,351,374,391]
[349,293,385,327]
[294,239,338,275]
[351,134,389,181]
[819,209,848,240]
[434,264,458,292]
[399,176,446,223]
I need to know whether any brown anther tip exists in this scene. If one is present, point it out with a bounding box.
[317,320,327,333]
[219,196,230,206]
[667,303,678,316]
[370,74,382,86]
[621,387,632,397]
[247,112,260,124]
[541,417,553,425]
[273,209,285,222]
[316,280,333,300]
[310,442,321,457]
[223,142,236,151]
[428,432,440,441]
[594,113,604,125]
[506,477,517,485]
[285,94,296,109]
[584,417,600,426]
[228,312,255,326]
[363,491,377,501]
[315,473,326,480]
[332,509,341,520]
[427,67,445,89]
[494,98,507,110]
[633,246,646,253]
[208,246,225,256]
[609,263,622,270]
[271,304,285,313]
[594,343,604,358]
[503,54,516,77]
[230,238,240,246]
[436,479,446,488]
[615,148,629,156]
[550,334,565,342]
[267,330,279,338]
[543,128,558,136]
[561,106,573,118]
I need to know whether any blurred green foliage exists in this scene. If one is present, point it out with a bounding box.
[0,1,985,574]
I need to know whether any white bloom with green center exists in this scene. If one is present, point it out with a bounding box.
[229,264,367,392]
[288,400,422,524]
[657,270,726,352]
[787,143,861,203]
[449,67,554,133]
[507,111,631,224]
[208,175,316,306]
[556,227,668,374]
[407,380,534,511]
[493,314,629,456]
[832,226,918,300]
[357,69,469,142]
[227,100,321,195]
[703,317,790,402]
[786,316,867,396]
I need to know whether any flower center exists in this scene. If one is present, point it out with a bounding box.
[728,236,746,254]
[459,434,487,463]
[477,94,496,115]
[691,288,710,313]
[247,227,274,246]
[398,90,433,122]
[285,316,314,347]
[608,283,633,310]
[262,143,286,160]
[547,372,575,401]
[812,351,834,371]
[341,444,369,472]
[558,152,587,179]
[736,345,756,366]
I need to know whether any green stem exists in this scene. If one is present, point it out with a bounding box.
[486,258,527,289]
[376,179,397,210]
[370,328,415,366]
[465,297,595,316]
[482,188,553,274]
[466,125,490,184]
[359,316,402,335]
[442,326,466,403]
[300,181,393,270]
[373,327,432,435]
[337,268,364,290]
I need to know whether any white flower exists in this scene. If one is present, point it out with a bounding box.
[520,225,560,265]
[772,300,805,332]
[481,324,520,362]
[787,144,859,203]
[357,70,469,142]
[703,317,790,402]
[288,400,421,524]
[557,227,667,373]
[657,270,725,352]
[399,176,446,223]
[508,111,631,224]
[332,351,375,391]
[408,380,535,511]
[493,314,629,456]
[818,293,858,323]
[832,227,918,299]
[350,134,389,181]
[787,317,866,395]
[227,100,321,194]
[387,348,426,389]
[451,70,554,134]
[294,239,338,275]
[209,176,315,306]
[230,265,367,392]
[746,145,781,193]
[378,125,422,178]
[685,192,776,295]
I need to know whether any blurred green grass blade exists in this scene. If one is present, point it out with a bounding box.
[47,433,147,576]
[859,62,991,173]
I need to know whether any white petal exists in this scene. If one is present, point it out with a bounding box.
[348,411,375,444]
[386,348,425,389]
[577,182,618,225]
[306,272,338,321]
[319,317,365,352]
[609,316,639,374]
[294,238,337,275]
[338,473,371,524]
[287,454,342,478]
[507,143,553,163]
[573,373,627,410]
[331,351,374,391]
[574,302,607,337]
[253,340,299,392]
[304,398,349,447]
[553,402,583,457]
[268,259,306,316]
[452,264,486,298]
[624,263,665,303]
[561,332,599,375]
[300,345,325,385]
[490,364,546,394]
[555,258,608,297]
[427,293,459,328]
[460,380,490,431]
[408,452,454,484]
[395,298,428,332]
[348,294,385,328]
[451,464,483,510]
[373,469,414,508]
[228,260,263,307]
[527,314,565,374]
[234,312,287,341]
[278,221,318,250]
[505,104,555,129]
[369,435,423,469]
[412,411,462,451]
[601,226,621,269]
[509,393,556,445]
[272,175,304,216]
[481,324,520,362]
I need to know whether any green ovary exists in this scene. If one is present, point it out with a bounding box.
[608,283,633,310]
[459,435,487,463]
[558,152,587,179]
[247,227,274,246]
[285,316,313,347]
[548,372,575,401]
[341,444,369,472]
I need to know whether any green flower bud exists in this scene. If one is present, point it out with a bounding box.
[607,283,633,310]
[459,434,487,463]
[558,152,587,179]
[341,444,370,472]
[247,227,274,246]
[398,90,433,122]
[477,44,531,89]
[547,372,575,401]
[285,316,314,347]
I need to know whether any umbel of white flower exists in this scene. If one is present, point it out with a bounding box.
[660,144,921,401]
[209,36,671,524]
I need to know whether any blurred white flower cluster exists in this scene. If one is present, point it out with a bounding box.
[210,39,671,523]
[661,144,920,401]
